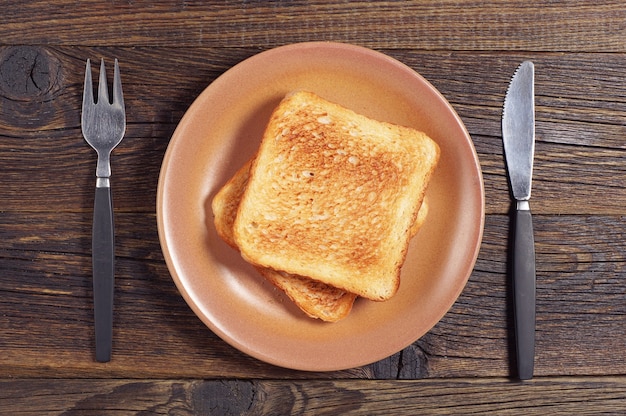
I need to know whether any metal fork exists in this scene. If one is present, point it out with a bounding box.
[81,58,126,362]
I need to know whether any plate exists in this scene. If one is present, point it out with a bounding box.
[157,42,484,371]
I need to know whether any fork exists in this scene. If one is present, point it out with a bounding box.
[81,58,126,362]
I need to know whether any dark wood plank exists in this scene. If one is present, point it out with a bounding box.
[1,1,626,52]
[1,377,626,415]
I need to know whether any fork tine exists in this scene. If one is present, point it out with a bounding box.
[112,59,124,107]
[82,59,94,108]
[98,58,109,105]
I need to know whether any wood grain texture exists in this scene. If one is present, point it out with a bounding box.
[1,1,626,52]
[1,377,625,415]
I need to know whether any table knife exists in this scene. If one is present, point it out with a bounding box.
[502,61,536,380]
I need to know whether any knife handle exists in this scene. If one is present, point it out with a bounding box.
[513,202,536,380]
[92,180,115,362]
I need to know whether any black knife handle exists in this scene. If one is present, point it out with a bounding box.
[513,204,536,380]
[92,183,115,363]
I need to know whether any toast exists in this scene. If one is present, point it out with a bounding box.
[212,159,355,321]
[212,158,429,322]
[233,91,439,301]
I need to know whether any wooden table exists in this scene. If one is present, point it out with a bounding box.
[2,1,625,414]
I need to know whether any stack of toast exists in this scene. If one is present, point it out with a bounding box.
[212,91,439,322]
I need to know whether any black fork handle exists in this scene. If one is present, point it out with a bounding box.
[92,182,114,362]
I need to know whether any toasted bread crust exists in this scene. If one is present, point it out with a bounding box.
[258,268,357,322]
[212,161,251,249]
[233,91,439,301]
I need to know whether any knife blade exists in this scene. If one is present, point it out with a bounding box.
[502,61,536,380]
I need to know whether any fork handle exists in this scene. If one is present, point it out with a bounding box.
[92,180,115,362]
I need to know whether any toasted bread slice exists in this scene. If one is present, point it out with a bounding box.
[212,158,429,322]
[233,91,439,301]
[260,269,356,322]
[213,161,251,251]
[212,159,357,322]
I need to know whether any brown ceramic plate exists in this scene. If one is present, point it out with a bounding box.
[157,42,484,371]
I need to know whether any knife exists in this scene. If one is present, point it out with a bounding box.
[502,61,536,380]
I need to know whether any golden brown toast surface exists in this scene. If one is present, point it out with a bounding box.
[233,91,439,301]
[212,157,429,322]
[212,159,356,322]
